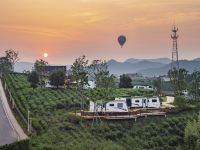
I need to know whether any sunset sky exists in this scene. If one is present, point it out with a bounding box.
[0,0,200,64]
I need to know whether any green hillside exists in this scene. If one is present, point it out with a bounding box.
[3,73,197,150]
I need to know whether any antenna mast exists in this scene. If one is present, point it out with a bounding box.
[171,25,179,70]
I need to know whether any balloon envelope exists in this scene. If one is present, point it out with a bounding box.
[118,35,126,47]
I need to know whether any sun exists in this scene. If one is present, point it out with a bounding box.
[43,53,48,58]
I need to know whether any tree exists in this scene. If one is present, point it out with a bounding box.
[88,60,108,86]
[71,55,88,110]
[184,113,200,150]
[153,77,162,95]
[189,71,200,100]
[119,74,132,88]
[96,74,116,101]
[174,96,188,109]
[28,71,39,89]
[88,59,116,89]
[0,57,12,75]
[5,49,19,71]
[71,55,88,89]
[168,68,188,95]
[184,120,198,150]
[49,69,65,88]
[34,59,48,87]
[88,59,117,103]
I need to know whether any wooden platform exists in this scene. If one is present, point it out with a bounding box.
[78,111,167,121]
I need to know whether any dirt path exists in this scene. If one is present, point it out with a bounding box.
[162,96,175,108]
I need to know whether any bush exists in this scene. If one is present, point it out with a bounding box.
[0,139,30,150]
[174,96,188,109]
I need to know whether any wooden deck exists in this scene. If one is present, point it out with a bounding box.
[77,110,167,121]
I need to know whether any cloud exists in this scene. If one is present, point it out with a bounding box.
[0,25,82,40]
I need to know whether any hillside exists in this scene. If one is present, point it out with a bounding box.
[107,59,165,75]
[124,57,171,64]
[2,73,198,150]
[140,60,200,77]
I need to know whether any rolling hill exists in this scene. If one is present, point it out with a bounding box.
[14,58,200,77]
[140,60,200,77]
[107,59,166,75]
[124,57,171,64]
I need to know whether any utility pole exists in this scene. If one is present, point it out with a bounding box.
[27,110,31,134]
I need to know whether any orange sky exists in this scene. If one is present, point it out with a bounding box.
[0,0,200,64]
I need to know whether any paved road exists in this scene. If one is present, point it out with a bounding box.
[0,97,18,145]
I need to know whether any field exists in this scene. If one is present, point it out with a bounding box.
[3,73,197,150]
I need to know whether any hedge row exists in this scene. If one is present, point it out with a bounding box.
[0,139,30,150]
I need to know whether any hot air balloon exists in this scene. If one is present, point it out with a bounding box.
[118,35,126,47]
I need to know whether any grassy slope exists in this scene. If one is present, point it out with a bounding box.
[4,73,197,150]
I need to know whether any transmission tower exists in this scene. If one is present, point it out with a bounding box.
[171,25,179,70]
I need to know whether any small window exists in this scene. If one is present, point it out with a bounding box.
[117,103,123,108]
[109,104,114,107]
[135,100,140,103]
[152,99,157,102]
[142,99,146,103]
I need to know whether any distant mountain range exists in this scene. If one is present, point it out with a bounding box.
[107,59,166,75]
[14,62,34,72]
[107,58,200,76]
[139,59,200,77]
[124,57,171,64]
[14,58,200,77]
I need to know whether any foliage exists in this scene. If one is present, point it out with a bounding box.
[168,68,188,95]
[86,74,116,103]
[49,69,65,88]
[184,113,200,150]
[0,57,12,74]
[174,96,188,109]
[5,49,19,71]
[28,71,39,89]
[0,139,29,150]
[153,77,162,95]
[34,59,48,75]
[119,74,133,88]
[34,59,48,87]
[71,55,88,89]
[88,60,108,82]
[188,71,200,100]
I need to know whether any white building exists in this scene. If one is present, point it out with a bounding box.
[133,85,153,90]
[83,80,96,89]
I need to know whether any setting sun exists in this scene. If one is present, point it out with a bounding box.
[43,53,48,58]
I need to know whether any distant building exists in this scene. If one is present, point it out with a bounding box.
[83,80,96,89]
[160,75,170,82]
[133,85,153,90]
[45,80,65,89]
[126,73,144,81]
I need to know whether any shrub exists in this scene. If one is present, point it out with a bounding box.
[0,139,30,150]
[174,96,188,109]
